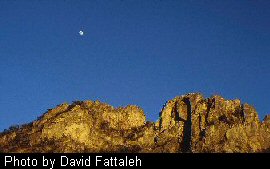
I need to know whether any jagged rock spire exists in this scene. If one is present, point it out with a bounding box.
[0,93,269,153]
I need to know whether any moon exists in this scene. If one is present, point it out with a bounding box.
[79,30,84,36]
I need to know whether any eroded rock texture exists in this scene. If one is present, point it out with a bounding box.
[0,93,269,153]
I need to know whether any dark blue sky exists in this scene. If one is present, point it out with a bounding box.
[1,0,270,131]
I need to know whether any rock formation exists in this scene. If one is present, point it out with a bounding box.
[0,93,269,153]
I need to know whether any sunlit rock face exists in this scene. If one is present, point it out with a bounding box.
[0,93,269,153]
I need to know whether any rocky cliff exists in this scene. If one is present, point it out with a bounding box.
[0,93,269,153]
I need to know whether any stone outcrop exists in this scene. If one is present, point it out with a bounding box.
[0,93,269,153]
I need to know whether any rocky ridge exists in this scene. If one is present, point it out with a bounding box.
[0,93,269,153]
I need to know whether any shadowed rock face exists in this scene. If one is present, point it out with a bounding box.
[0,93,269,153]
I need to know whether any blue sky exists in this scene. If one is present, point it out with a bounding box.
[0,0,270,131]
